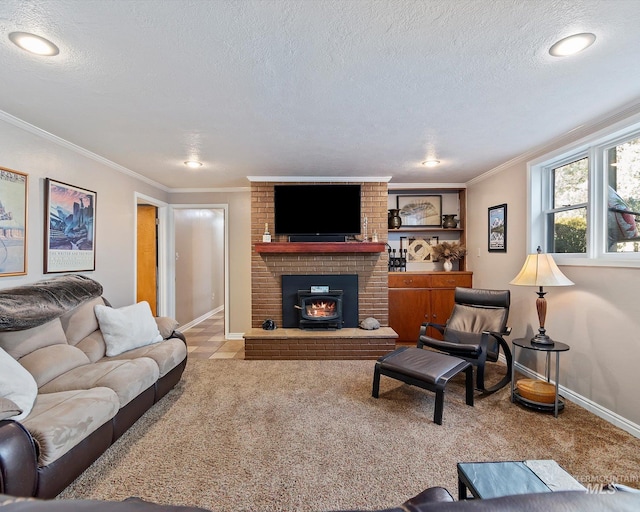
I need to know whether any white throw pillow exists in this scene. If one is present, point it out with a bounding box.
[0,346,38,421]
[95,301,163,357]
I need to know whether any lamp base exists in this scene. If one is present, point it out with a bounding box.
[531,333,554,345]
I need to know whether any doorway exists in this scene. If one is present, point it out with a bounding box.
[136,204,158,314]
[172,206,227,335]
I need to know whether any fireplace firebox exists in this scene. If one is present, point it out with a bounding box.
[282,275,358,329]
[297,290,343,330]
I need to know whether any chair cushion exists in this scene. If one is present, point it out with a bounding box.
[19,345,91,388]
[446,304,508,334]
[379,348,467,385]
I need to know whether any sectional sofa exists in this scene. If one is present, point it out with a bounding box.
[0,275,187,498]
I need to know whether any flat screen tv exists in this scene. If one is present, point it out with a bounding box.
[274,184,361,236]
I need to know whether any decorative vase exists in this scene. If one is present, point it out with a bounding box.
[388,209,402,229]
[442,259,453,272]
[442,214,459,228]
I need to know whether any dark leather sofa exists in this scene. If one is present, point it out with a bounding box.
[1,488,639,511]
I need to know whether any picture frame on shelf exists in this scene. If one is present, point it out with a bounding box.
[44,178,97,273]
[488,203,507,252]
[0,167,28,277]
[396,194,442,227]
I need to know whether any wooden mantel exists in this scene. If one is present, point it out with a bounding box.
[254,242,386,254]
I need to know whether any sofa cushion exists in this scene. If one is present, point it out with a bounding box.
[60,297,105,346]
[39,358,159,407]
[0,397,22,421]
[155,316,179,339]
[22,388,120,466]
[0,318,67,360]
[75,330,107,363]
[19,345,91,388]
[105,337,187,377]
[0,346,38,421]
[94,302,163,357]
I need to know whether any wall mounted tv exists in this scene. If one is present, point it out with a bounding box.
[274,184,361,238]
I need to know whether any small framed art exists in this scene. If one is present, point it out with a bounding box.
[488,203,507,252]
[44,179,97,273]
[396,195,442,227]
[0,167,28,277]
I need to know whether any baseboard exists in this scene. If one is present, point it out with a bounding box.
[227,332,245,341]
[180,306,224,332]
[513,361,640,439]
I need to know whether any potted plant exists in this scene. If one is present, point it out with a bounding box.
[432,241,467,271]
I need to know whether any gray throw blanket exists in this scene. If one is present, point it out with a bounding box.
[0,274,103,332]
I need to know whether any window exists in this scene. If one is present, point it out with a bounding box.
[606,137,640,254]
[529,114,640,267]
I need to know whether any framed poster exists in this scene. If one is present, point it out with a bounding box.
[488,203,507,252]
[0,167,28,277]
[44,179,96,273]
[396,195,442,227]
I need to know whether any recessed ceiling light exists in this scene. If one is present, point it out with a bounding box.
[422,159,440,168]
[8,32,59,56]
[184,160,203,168]
[549,32,596,57]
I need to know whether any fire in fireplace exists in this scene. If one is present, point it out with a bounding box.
[297,290,343,330]
[281,275,358,329]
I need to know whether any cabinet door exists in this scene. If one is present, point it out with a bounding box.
[430,288,456,326]
[388,288,431,343]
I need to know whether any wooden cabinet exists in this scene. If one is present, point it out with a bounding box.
[388,271,473,343]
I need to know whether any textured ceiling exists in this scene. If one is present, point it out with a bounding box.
[1,0,640,190]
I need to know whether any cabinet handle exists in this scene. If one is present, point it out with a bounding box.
[403,279,413,285]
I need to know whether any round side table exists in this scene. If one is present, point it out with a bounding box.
[511,338,570,418]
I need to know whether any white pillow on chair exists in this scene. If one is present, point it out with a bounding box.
[95,301,163,357]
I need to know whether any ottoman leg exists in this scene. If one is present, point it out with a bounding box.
[434,388,444,425]
[372,364,381,398]
[464,365,474,407]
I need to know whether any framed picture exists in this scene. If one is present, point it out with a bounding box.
[396,195,442,227]
[488,203,507,252]
[0,167,28,277]
[44,179,96,273]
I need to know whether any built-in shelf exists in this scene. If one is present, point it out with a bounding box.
[389,227,464,233]
[254,242,386,254]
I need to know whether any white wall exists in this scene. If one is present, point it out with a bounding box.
[467,112,640,432]
[0,116,169,307]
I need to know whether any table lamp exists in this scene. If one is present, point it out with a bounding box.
[510,246,574,345]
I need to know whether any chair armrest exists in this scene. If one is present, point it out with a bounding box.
[418,322,445,348]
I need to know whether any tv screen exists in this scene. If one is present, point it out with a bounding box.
[274,184,361,236]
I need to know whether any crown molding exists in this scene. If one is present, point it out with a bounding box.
[246,176,392,183]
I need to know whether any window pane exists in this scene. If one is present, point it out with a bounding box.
[607,137,640,253]
[550,208,587,253]
[553,158,588,208]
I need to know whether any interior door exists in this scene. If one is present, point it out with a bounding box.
[137,204,158,315]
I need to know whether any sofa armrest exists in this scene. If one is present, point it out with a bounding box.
[0,420,38,497]
[170,330,186,344]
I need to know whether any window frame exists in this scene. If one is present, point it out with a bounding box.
[528,113,640,268]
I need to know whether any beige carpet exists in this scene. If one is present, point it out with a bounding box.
[59,359,640,511]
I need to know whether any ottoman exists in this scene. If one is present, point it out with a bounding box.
[372,347,474,424]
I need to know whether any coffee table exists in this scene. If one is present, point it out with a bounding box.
[457,460,585,500]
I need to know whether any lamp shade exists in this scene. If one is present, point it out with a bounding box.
[510,251,574,287]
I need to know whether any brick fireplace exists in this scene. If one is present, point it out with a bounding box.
[247,181,395,359]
